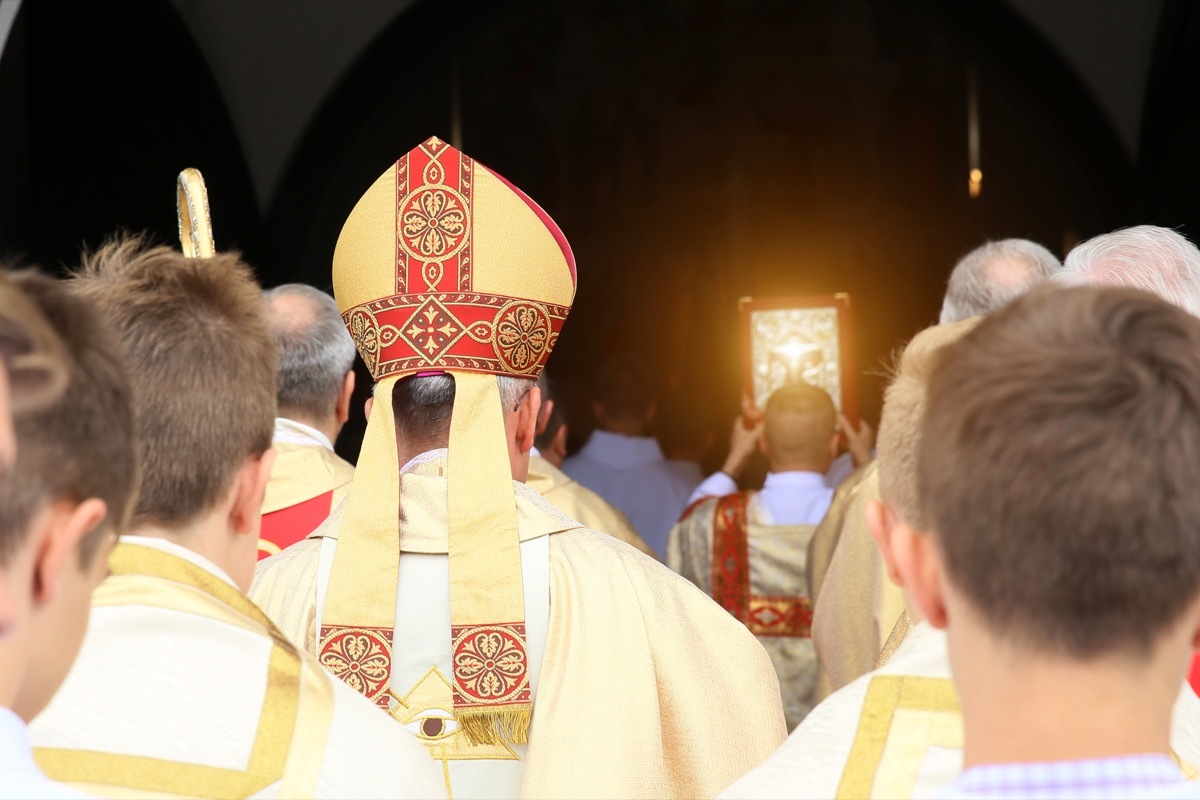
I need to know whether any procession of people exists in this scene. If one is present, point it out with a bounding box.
[4,133,1200,800]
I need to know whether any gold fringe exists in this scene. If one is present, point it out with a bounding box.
[456,707,532,747]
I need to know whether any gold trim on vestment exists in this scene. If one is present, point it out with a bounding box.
[835,675,960,800]
[35,542,329,797]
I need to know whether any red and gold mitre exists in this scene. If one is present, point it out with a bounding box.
[332,135,576,380]
[321,136,575,747]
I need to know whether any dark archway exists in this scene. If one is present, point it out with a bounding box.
[0,0,259,270]
[268,0,1134,465]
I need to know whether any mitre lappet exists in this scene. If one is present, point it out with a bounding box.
[323,136,576,746]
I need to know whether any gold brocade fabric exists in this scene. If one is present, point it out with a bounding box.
[261,441,354,514]
[807,463,872,605]
[667,491,818,730]
[808,462,907,704]
[526,455,658,559]
[253,465,787,800]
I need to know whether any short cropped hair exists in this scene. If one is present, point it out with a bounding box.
[1055,225,1200,317]
[0,269,67,415]
[876,318,980,527]
[762,383,836,464]
[593,356,652,422]
[263,284,356,421]
[534,372,566,452]
[390,373,532,454]
[940,239,1060,323]
[919,285,1200,658]
[0,271,138,566]
[71,236,276,528]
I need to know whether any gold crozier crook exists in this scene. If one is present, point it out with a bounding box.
[177,168,215,258]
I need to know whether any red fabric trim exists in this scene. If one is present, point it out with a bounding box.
[1189,653,1200,696]
[258,491,334,560]
[711,492,752,623]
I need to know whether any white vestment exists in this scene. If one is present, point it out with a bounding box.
[720,621,1200,800]
[30,536,444,799]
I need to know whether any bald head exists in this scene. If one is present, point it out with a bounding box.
[761,383,837,472]
[1055,225,1200,317]
[263,284,356,425]
[876,317,981,527]
[940,239,1061,323]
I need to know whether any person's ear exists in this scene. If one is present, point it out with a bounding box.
[828,431,840,460]
[891,523,949,629]
[757,429,769,459]
[335,370,356,426]
[552,423,569,458]
[536,398,555,438]
[230,449,277,537]
[866,499,904,587]
[515,386,542,454]
[363,395,374,421]
[33,498,107,607]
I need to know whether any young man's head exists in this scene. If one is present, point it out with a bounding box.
[390,373,539,480]
[0,271,138,721]
[70,237,276,591]
[906,285,1200,675]
[758,382,838,474]
[591,356,654,437]
[534,372,568,468]
[0,271,67,473]
[263,283,357,443]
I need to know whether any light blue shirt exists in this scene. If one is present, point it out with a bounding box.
[687,470,834,526]
[940,754,1200,800]
[563,430,701,558]
[0,707,92,799]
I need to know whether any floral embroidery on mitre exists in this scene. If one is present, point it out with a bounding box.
[347,309,381,374]
[450,623,531,705]
[400,186,469,260]
[319,626,393,706]
[493,302,552,375]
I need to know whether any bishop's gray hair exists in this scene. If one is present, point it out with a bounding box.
[390,373,535,451]
[939,239,1061,323]
[1054,225,1200,318]
[263,283,356,420]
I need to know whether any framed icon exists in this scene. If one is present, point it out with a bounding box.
[739,293,857,424]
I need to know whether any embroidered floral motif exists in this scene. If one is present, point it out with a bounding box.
[400,187,468,259]
[451,624,530,703]
[493,302,551,374]
[319,627,393,704]
[399,298,465,363]
[347,310,380,373]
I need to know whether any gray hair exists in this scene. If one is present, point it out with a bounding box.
[939,239,1061,323]
[389,373,535,450]
[263,283,356,420]
[1054,225,1200,318]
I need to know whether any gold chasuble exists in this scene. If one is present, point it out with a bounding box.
[806,461,907,704]
[251,137,786,799]
[259,429,355,559]
[526,453,658,559]
[719,621,1200,799]
[29,538,443,799]
[667,490,818,730]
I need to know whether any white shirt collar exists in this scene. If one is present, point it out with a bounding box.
[273,417,334,451]
[579,429,664,469]
[763,471,828,491]
[530,446,542,458]
[120,535,239,589]
[400,448,449,476]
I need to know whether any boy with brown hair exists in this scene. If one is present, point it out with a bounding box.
[29,237,442,798]
[0,271,137,798]
[907,285,1200,798]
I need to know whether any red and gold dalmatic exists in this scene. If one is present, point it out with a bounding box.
[321,136,576,743]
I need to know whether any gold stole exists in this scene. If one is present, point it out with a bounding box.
[35,542,334,798]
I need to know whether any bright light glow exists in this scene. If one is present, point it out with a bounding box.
[968,168,983,199]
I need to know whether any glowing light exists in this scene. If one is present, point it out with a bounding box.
[968,168,983,198]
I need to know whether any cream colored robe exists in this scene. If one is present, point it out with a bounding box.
[807,462,907,704]
[252,454,786,800]
[526,454,657,559]
[29,536,444,800]
[720,621,1200,799]
[666,491,818,730]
